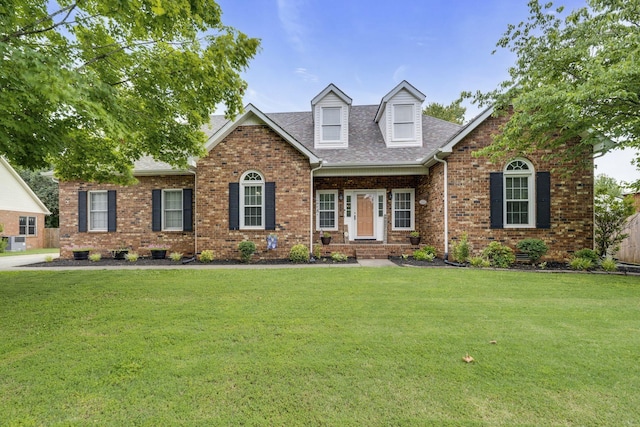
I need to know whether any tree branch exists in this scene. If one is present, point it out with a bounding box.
[2,3,77,43]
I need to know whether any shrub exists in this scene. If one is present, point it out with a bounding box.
[413,249,435,262]
[469,256,490,268]
[538,261,547,270]
[569,256,594,271]
[331,252,348,262]
[482,241,515,268]
[289,244,309,263]
[313,244,322,260]
[44,255,54,263]
[601,257,617,272]
[450,232,470,263]
[199,249,215,263]
[422,245,437,257]
[0,238,7,253]
[125,252,139,262]
[516,238,548,263]
[88,253,101,262]
[238,241,256,263]
[574,249,598,263]
[169,252,183,262]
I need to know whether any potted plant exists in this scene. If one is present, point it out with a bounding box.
[147,244,170,259]
[67,246,93,260]
[409,231,421,246]
[321,231,331,245]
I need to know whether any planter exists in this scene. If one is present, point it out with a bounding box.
[409,236,421,246]
[112,250,128,260]
[150,249,167,260]
[73,250,90,261]
[321,236,331,245]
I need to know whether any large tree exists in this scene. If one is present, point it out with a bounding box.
[422,100,466,125]
[465,0,640,184]
[594,174,636,257]
[1,0,259,184]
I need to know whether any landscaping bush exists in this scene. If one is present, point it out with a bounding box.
[422,245,437,257]
[413,249,435,262]
[199,250,215,263]
[289,244,309,263]
[238,241,256,263]
[569,256,594,271]
[330,252,348,262]
[169,252,183,262]
[482,241,515,268]
[516,238,548,263]
[450,232,470,263]
[601,257,617,272]
[125,252,139,262]
[574,248,598,263]
[89,253,101,262]
[469,256,490,268]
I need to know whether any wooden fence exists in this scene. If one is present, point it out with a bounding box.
[44,228,59,248]
[618,213,640,264]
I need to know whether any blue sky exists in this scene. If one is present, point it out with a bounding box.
[216,0,638,184]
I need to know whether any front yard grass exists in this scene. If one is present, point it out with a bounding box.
[0,248,59,257]
[0,268,638,425]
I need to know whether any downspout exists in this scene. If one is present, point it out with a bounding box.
[187,169,198,256]
[310,161,324,257]
[433,153,449,260]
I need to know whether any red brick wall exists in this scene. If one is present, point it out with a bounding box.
[195,124,312,260]
[59,175,195,258]
[0,210,47,249]
[443,114,594,261]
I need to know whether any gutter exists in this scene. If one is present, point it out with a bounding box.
[433,152,449,259]
[309,161,324,257]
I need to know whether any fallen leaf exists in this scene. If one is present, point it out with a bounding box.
[462,354,474,363]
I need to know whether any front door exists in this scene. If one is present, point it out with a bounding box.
[356,194,375,238]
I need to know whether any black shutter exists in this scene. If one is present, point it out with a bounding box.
[489,172,504,229]
[152,189,162,231]
[183,189,193,232]
[229,183,239,230]
[107,190,117,232]
[536,172,551,229]
[265,182,276,230]
[78,191,87,233]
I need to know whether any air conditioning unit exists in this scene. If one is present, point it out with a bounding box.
[6,236,26,252]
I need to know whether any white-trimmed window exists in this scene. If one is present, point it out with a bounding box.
[88,191,108,231]
[317,190,338,230]
[322,107,342,142]
[392,189,415,230]
[19,216,36,235]
[241,171,264,229]
[504,159,535,227]
[392,104,415,140]
[163,189,183,231]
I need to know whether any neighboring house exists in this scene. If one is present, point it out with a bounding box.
[617,193,640,264]
[0,157,51,250]
[58,81,594,260]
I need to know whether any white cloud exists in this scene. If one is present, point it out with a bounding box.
[277,0,306,53]
[295,67,318,83]
[392,65,408,82]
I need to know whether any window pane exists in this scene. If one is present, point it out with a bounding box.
[91,212,108,230]
[164,191,182,210]
[507,201,529,225]
[345,195,351,217]
[323,107,341,125]
[319,211,335,229]
[322,125,341,141]
[244,186,262,206]
[394,123,414,139]
[164,211,183,229]
[89,192,108,231]
[19,217,26,235]
[394,192,412,229]
[91,192,107,211]
[394,104,413,122]
[244,207,262,227]
[318,192,336,229]
[395,211,411,228]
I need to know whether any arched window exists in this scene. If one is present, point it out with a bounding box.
[504,158,535,227]
[240,171,264,229]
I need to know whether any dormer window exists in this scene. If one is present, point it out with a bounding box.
[392,104,415,140]
[322,107,342,142]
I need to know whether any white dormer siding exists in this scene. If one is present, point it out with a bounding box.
[375,81,425,148]
[312,84,352,149]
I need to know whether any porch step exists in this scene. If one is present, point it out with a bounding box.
[354,244,411,260]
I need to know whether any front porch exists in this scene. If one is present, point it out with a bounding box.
[315,241,419,259]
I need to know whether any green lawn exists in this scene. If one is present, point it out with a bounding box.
[0,268,638,426]
[0,248,59,257]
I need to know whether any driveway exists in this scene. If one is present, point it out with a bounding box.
[0,252,60,270]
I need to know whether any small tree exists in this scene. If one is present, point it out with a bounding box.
[594,175,636,257]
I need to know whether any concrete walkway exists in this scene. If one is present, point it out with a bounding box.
[0,252,60,269]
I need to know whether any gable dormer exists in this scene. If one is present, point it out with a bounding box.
[312,84,352,149]
[374,80,425,148]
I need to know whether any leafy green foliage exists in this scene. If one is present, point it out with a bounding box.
[289,244,309,263]
[482,241,515,268]
[16,167,59,227]
[238,241,256,263]
[450,232,470,263]
[88,253,101,262]
[169,252,183,262]
[601,257,617,272]
[413,248,435,262]
[199,249,214,263]
[464,0,640,183]
[1,0,259,184]
[125,252,139,262]
[330,252,348,262]
[469,256,490,268]
[0,237,7,253]
[422,100,466,125]
[574,248,599,263]
[594,175,636,256]
[516,238,548,263]
[569,256,594,271]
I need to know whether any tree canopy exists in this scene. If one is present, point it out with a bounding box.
[465,0,640,184]
[594,174,636,257]
[1,0,259,184]
[422,100,466,125]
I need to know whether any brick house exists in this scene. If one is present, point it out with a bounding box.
[0,157,51,250]
[58,81,594,260]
